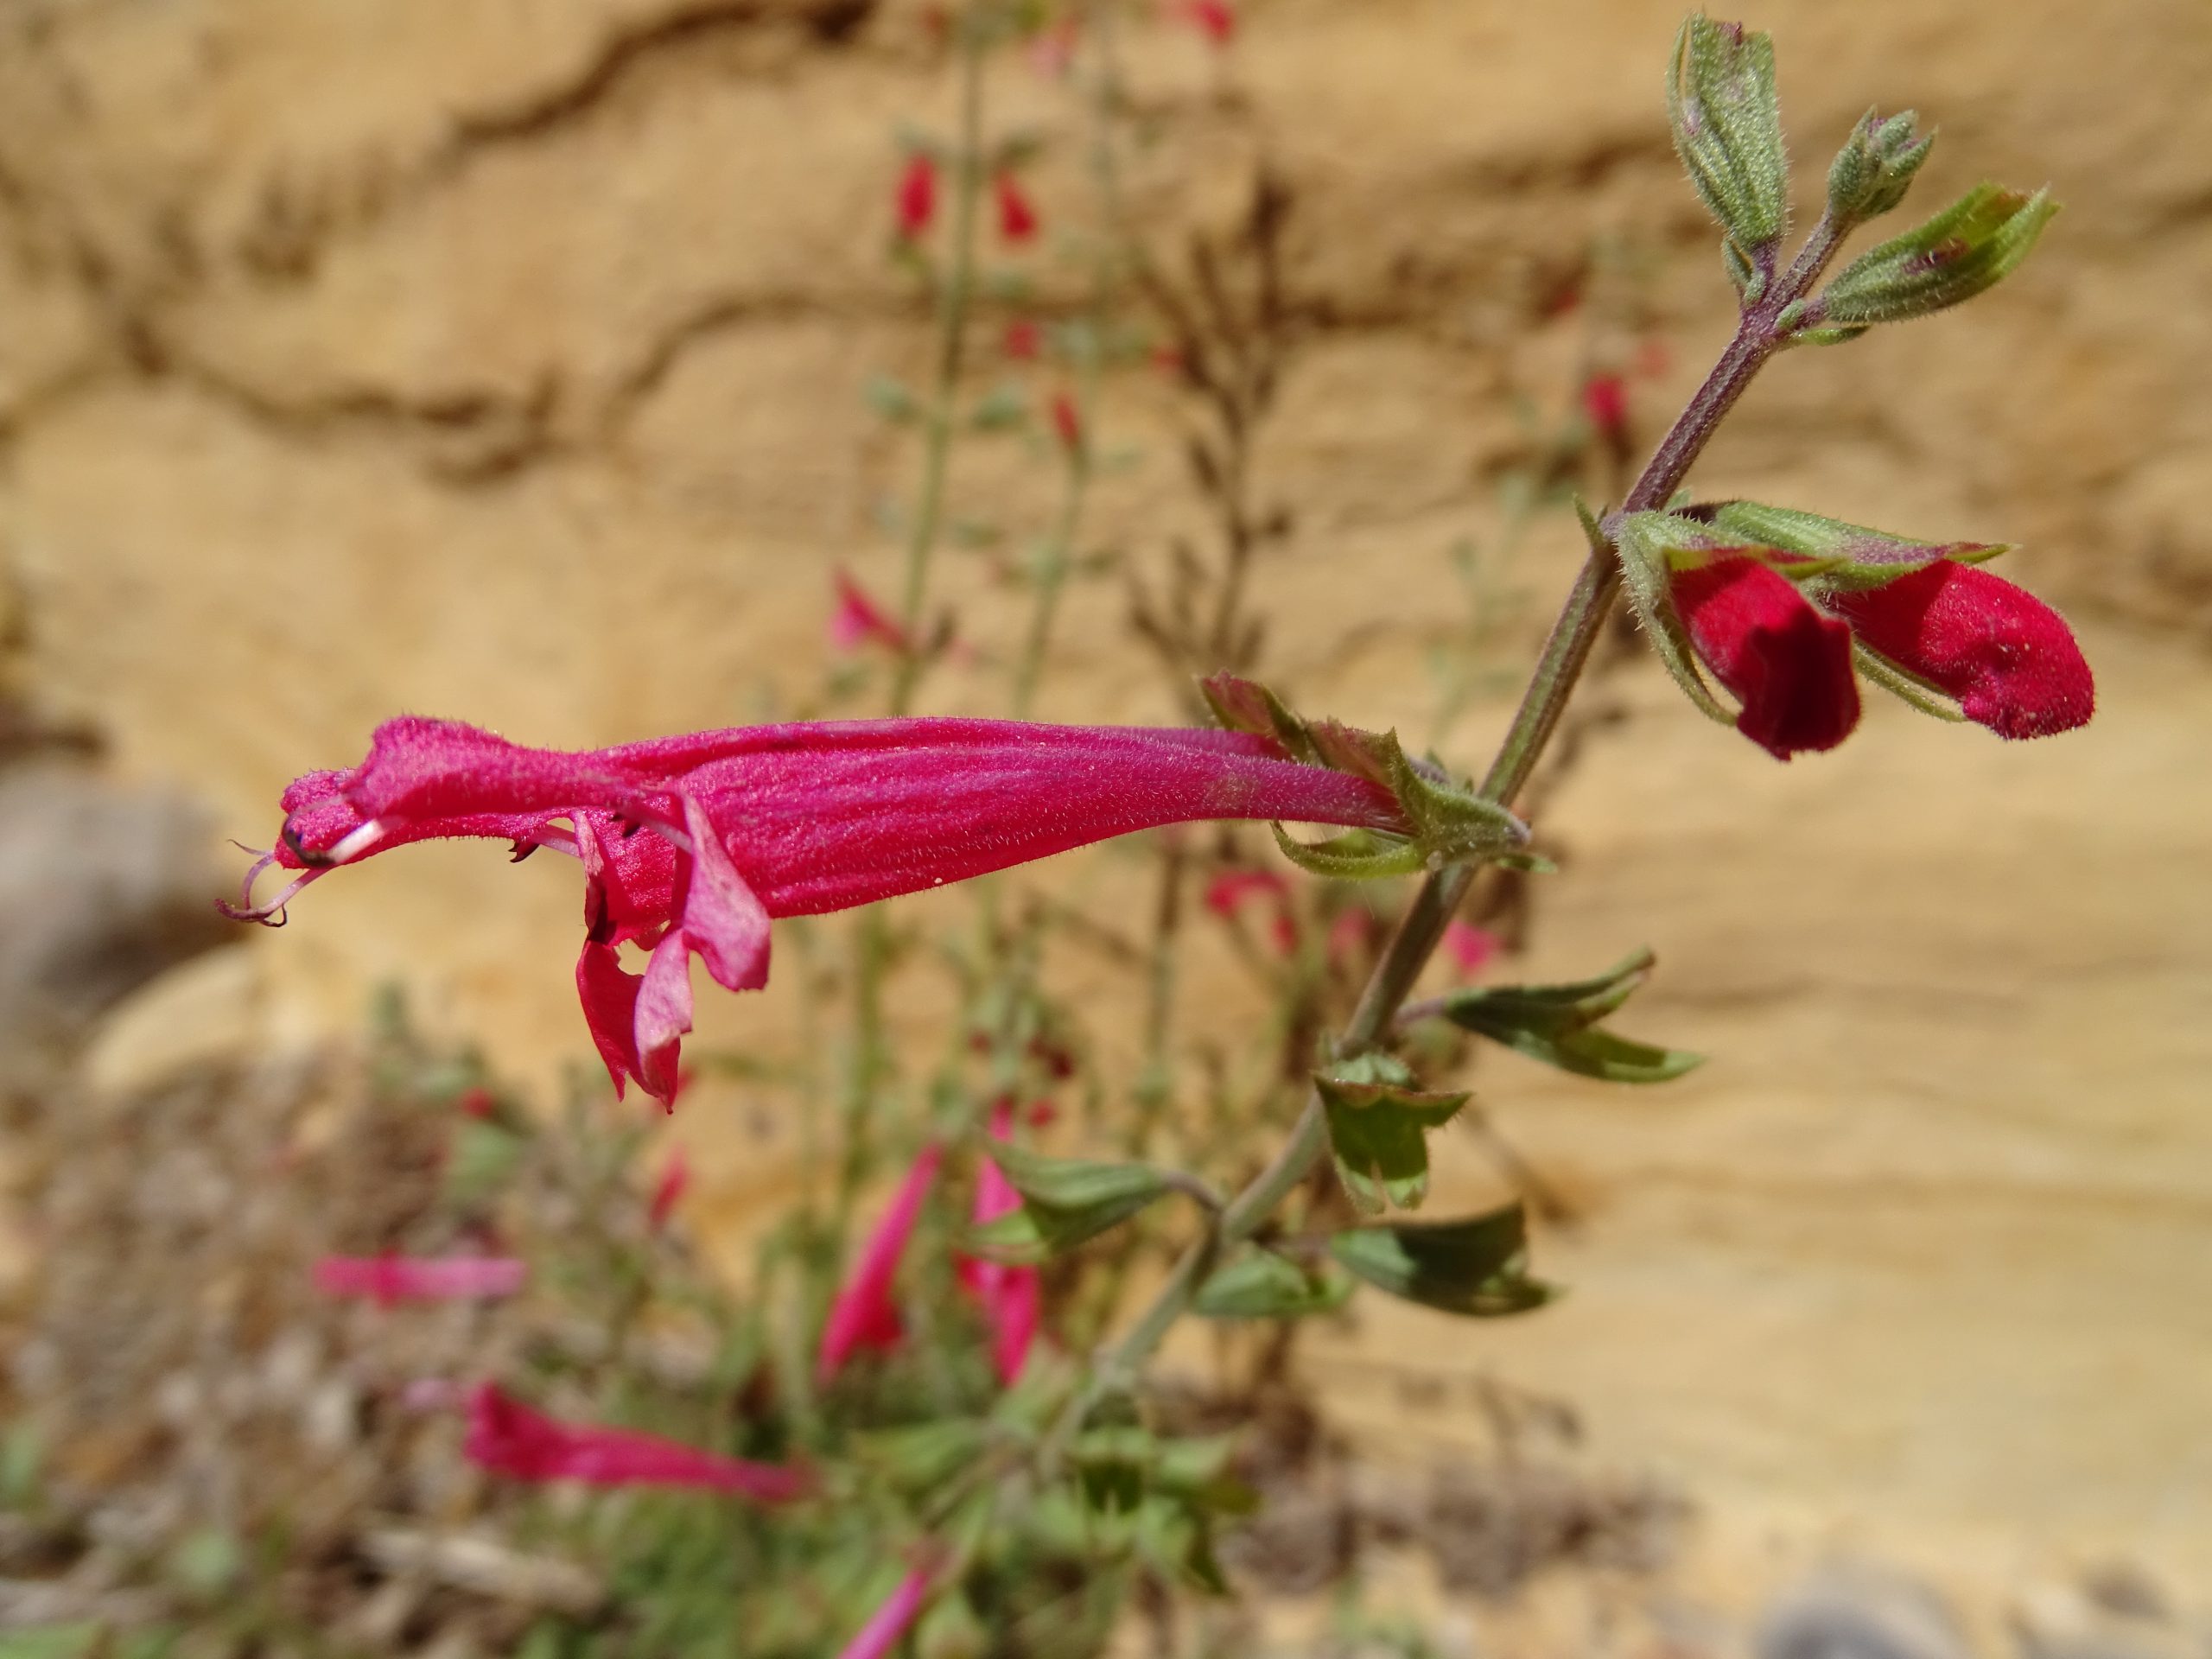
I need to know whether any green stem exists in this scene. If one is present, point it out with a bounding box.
[1064,209,1860,1415]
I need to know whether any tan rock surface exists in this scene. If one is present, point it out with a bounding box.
[2,0,2208,1620]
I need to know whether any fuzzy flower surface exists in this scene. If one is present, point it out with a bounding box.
[1827,558,2093,739]
[314,1254,525,1306]
[818,1145,944,1385]
[1672,556,1862,759]
[463,1384,810,1501]
[231,716,1404,1104]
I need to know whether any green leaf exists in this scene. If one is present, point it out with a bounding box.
[1315,1057,1471,1215]
[443,1118,524,1207]
[1815,183,2057,330]
[964,1141,1168,1262]
[1330,1205,1553,1317]
[1667,17,1790,260]
[1269,823,1427,881]
[1071,1424,1154,1517]
[968,382,1030,431]
[863,374,919,424]
[1825,106,1936,226]
[1193,1249,1356,1319]
[1426,947,1703,1084]
[855,1420,990,1493]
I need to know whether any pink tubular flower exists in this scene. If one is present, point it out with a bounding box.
[1441,919,1498,977]
[829,568,908,654]
[958,1103,1040,1384]
[463,1384,810,1501]
[894,155,937,241]
[836,1568,931,1659]
[1205,868,1295,957]
[227,717,1403,1106]
[1826,559,2094,740]
[315,1253,525,1306]
[818,1145,944,1385]
[1671,556,1861,760]
[648,1148,690,1233]
[995,171,1038,243]
[1177,0,1236,47]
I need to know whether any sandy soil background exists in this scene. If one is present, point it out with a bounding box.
[0,0,2207,1642]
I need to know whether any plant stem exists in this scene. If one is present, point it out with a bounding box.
[1075,210,1858,1402]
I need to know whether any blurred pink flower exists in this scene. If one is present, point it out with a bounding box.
[818,1145,944,1384]
[1176,0,1236,47]
[995,170,1039,243]
[1027,16,1080,77]
[314,1254,525,1306]
[836,1567,931,1659]
[1205,868,1296,956]
[1050,391,1082,454]
[1441,919,1498,978]
[231,717,1404,1106]
[1581,372,1629,445]
[463,1384,810,1501]
[1325,906,1375,969]
[829,568,908,654]
[958,1102,1040,1384]
[1003,317,1042,360]
[648,1147,690,1233]
[895,155,937,241]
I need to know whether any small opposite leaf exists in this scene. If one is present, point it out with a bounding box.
[1193,1249,1357,1319]
[1315,1066,1471,1215]
[1429,948,1701,1084]
[1330,1205,1552,1317]
[967,1141,1169,1262]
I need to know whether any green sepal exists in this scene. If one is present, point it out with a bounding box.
[1315,1052,1471,1215]
[1814,182,2058,329]
[1667,17,1790,262]
[1825,106,1935,226]
[1193,1249,1357,1319]
[1423,946,1703,1084]
[1198,671,1319,763]
[1328,1205,1553,1318]
[1706,500,2007,592]
[1853,641,1967,721]
[1270,823,1428,881]
[1605,505,1738,728]
[964,1141,1169,1262]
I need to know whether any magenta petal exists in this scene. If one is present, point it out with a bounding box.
[677,792,771,992]
[576,940,645,1100]
[633,931,692,1104]
[464,1385,810,1502]
[836,1568,931,1659]
[818,1145,944,1385]
[315,1255,526,1304]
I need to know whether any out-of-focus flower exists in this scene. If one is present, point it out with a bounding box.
[1441,919,1498,978]
[648,1147,690,1233]
[995,171,1039,243]
[1176,0,1236,48]
[1826,559,2093,739]
[830,568,909,654]
[836,1567,931,1659]
[895,155,938,241]
[958,1103,1040,1384]
[1003,318,1043,360]
[314,1254,525,1306]
[1050,391,1083,454]
[454,1086,498,1119]
[1582,372,1629,447]
[1671,556,1861,760]
[818,1145,944,1384]
[1326,905,1376,970]
[1205,868,1296,956]
[463,1384,810,1501]
[227,716,1407,1105]
[1027,16,1080,77]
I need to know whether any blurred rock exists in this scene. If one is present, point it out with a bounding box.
[1756,1565,1969,1659]
[2012,1578,2199,1659]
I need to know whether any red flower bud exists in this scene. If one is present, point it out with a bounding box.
[1827,558,2093,739]
[1581,372,1629,442]
[1671,556,1861,760]
[995,170,1038,243]
[894,155,937,241]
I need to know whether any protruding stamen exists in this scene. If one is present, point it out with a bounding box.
[328,819,387,864]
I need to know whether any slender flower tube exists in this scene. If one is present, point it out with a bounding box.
[462,1384,810,1501]
[314,1254,525,1306]
[829,569,908,654]
[228,716,1405,1103]
[836,1568,931,1659]
[1671,556,1861,759]
[995,171,1038,243]
[648,1148,690,1233]
[958,1103,1040,1384]
[1825,558,2094,739]
[894,155,937,241]
[818,1145,944,1385]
